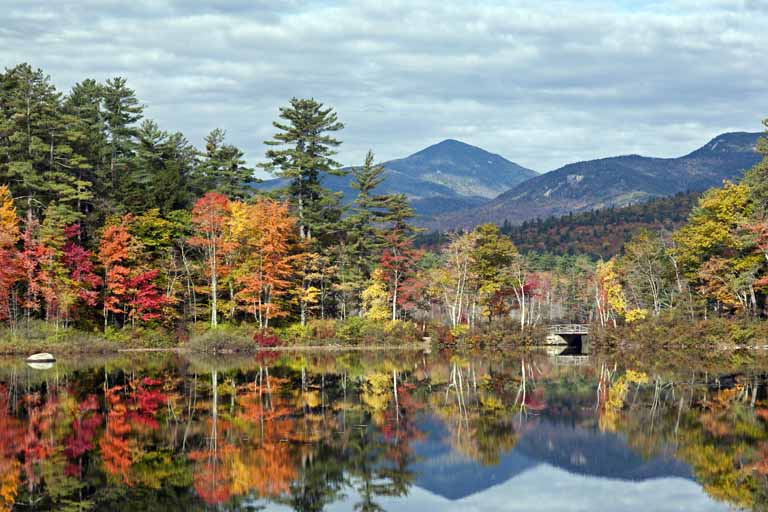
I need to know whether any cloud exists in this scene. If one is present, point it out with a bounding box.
[1,0,766,177]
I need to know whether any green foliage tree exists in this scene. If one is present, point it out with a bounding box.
[262,97,345,246]
[198,128,254,200]
[0,64,92,222]
[102,76,143,208]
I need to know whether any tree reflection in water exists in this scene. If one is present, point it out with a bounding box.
[0,348,763,510]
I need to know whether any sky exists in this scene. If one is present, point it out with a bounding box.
[2,0,767,178]
[250,465,731,511]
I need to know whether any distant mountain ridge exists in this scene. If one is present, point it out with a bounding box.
[431,131,763,229]
[254,139,537,217]
[412,415,692,501]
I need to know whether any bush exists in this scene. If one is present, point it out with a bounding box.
[253,331,280,347]
[276,322,312,342]
[383,320,420,342]
[308,319,337,340]
[337,317,365,341]
[450,324,470,339]
[359,320,386,341]
[187,323,254,353]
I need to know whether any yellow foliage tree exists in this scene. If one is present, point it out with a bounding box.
[595,259,626,327]
[361,268,390,321]
[0,186,20,321]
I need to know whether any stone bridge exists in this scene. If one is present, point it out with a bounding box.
[545,324,589,346]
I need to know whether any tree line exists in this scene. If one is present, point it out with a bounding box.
[0,63,425,334]
[1,62,767,337]
[594,119,768,325]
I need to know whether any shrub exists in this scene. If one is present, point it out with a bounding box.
[308,319,337,340]
[450,324,470,339]
[383,320,419,342]
[253,331,280,347]
[360,320,386,342]
[337,317,365,341]
[277,322,312,342]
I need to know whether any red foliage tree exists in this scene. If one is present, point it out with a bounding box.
[18,217,52,322]
[125,269,170,325]
[380,233,423,320]
[98,217,167,329]
[64,394,102,477]
[61,225,102,321]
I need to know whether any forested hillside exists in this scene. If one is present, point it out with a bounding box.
[500,192,699,258]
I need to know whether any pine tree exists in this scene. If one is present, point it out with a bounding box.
[262,97,345,246]
[102,77,143,207]
[130,120,195,213]
[199,128,254,200]
[348,151,388,268]
[341,151,391,312]
[64,78,107,221]
[0,64,92,222]
[381,193,416,241]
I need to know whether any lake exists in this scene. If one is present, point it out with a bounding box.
[0,345,765,511]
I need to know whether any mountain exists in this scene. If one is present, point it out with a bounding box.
[411,415,692,501]
[253,139,537,217]
[431,131,763,230]
[384,139,537,198]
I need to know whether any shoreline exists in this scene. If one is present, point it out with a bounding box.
[116,342,432,354]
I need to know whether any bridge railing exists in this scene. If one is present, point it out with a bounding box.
[548,324,589,335]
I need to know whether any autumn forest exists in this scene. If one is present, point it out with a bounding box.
[1,63,768,351]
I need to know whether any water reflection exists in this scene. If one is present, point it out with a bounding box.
[0,347,764,511]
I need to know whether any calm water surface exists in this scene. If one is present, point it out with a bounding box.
[0,345,765,511]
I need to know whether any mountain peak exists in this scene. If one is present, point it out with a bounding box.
[412,138,499,158]
[685,131,762,157]
[387,139,538,199]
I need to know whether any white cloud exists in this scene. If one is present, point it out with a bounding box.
[1,0,766,177]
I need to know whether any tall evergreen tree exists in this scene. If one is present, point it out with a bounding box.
[262,97,345,246]
[199,128,254,200]
[102,76,143,208]
[345,151,390,286]
[64,78,107,222]
[129,120,197,214]
[380,193,416,242]
[0,64,91,223]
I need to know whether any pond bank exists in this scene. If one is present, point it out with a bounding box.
[117,341,432,354]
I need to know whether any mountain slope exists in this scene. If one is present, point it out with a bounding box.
[432,131,763,229]
[254,139,537,217]
[383,139,537,198]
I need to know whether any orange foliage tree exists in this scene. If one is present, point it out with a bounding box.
[189,192,233,328]
[98,216,167,329]
[98,219,134,329]
[100,385,133,484]
[230,199,295,329]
